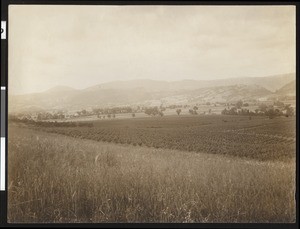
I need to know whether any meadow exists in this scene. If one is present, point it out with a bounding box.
[8,114,296,223]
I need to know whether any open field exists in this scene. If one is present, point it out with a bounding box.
[8,126,296,223]
[30,115,296,161]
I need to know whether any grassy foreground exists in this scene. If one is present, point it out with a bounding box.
[8,126,295,223]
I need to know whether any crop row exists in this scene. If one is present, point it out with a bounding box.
[34,116,296,161]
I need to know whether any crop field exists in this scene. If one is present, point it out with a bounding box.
[8,126,296,223]
[30,115,296,161]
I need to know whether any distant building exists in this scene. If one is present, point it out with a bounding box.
[258,97,268,102]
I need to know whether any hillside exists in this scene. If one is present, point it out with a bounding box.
[186,84,272,103]
[86,73,295,92]
[8,73,295,113]
[276,80,296,96]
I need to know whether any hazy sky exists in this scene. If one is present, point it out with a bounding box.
[9,5,295,94]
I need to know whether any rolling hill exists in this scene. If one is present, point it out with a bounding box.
[85,73,295,92]
[8,73,296,113]
[276,80,296,96]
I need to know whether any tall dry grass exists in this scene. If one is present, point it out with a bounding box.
[8,126,295,223]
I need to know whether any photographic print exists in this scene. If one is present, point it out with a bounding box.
[7,5,296,223]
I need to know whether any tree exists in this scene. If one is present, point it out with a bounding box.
[265,108,281,119]
[221,108,228,115]
[145,109,152,116]
[176,109,182,115]
[81,109,87,116]
[145,107,160,116]
[160,105,166,111]
[189,109,194,115]
[58,114,65,119]
[229,107,238,115]
[236,100,243,109]
[285,105,294,117]
[37,113,42,121]
[259,103,268,112]
[188,106,198,115]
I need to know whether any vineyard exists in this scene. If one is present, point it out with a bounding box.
[26,115,296,161]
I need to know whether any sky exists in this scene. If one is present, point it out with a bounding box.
[8,5,295,95]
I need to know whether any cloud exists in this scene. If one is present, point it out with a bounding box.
[8,5,295,94]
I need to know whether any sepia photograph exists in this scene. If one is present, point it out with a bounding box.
[7,5,296,223]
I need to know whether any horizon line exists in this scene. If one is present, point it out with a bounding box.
[9,72,296,96]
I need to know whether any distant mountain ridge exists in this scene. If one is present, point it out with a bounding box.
[44,86,78,93]
[84,73,295,92]
[9,73,296,113]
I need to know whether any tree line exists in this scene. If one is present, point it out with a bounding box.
[221,102,294,119]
